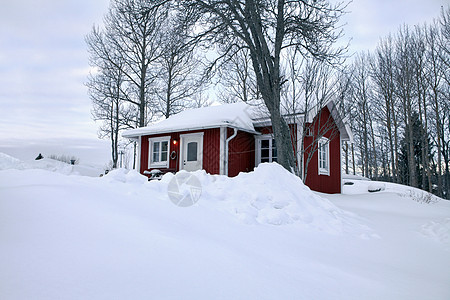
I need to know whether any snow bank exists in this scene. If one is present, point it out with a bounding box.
[0,152,370,235]
[103,168,148,184]
[0,152,104,177]
[2,159,450,299]
[0,152,22,169]
[344,177,442,204]
[165,163,372,235]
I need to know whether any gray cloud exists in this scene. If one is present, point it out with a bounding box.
[0,0,109,141]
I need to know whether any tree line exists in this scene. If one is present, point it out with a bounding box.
[341,8,450,198]
[86,0,205,168]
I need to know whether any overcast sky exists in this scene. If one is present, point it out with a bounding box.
[0,0,447,164]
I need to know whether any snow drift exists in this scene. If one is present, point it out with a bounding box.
[0,152,104,177]
[1,152,450,300]
[161,163,372,235]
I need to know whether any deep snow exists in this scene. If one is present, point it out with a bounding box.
[1,153,449,299]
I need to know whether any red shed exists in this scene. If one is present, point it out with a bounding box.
[123,101,352,194]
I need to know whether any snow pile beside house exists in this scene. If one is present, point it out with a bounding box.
[163,163,372,235]
[103,168,149,184]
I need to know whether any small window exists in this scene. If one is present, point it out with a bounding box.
[318,137,330,175]
[187,142,198,161]
[257,136,277,164]
[149,136,170,167]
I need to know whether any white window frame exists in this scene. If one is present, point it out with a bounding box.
[318,137,330,175]
[148,136,171,168]
[255,135,277,165]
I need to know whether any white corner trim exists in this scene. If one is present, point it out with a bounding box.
[318,137,330,176]
[219,127,226,175]
[136,136,141,171]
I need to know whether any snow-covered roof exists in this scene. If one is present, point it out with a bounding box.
[122,102,258,138]
[122,100,352,141]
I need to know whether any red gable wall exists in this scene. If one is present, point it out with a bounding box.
[303,107,341,194]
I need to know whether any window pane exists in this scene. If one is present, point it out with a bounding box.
[272,148,277,159]
[153,141,160,162]
[161,152,167,162]
[153,141,160,152]
[187,142,197,161]
[318,140,328,171]
[161,141,168,152]
[261,139,270,149]
[261,149,269,158]
[261,158,270,163]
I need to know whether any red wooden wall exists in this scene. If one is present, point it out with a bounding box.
[303,107,341,194]
[140,128,220,175]
[227,129,255,177]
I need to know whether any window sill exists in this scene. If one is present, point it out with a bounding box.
[149,162,169,168]
[319,169,330,176]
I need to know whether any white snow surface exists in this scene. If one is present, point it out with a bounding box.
[1,153,450,300]
[122,102,257,137]
[0,152,104,177]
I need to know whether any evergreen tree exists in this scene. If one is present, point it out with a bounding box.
[399,112,433,189]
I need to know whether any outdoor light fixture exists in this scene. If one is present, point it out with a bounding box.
[173,139,178,145]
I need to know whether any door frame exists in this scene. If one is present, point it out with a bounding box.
[179,132,204,171]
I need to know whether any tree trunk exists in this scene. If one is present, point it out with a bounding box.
[351,142,356,175]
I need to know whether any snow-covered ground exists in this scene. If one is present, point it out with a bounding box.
[1,153,449,299]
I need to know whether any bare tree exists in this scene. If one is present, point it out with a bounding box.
[371,35,400,182]
[154,18,205,118]
[180,0,347,172]
[86,24,137,168]
[94,0,168,128]
[351,52,373,178]
[217,48,259,103]
[410,26,433,191]
[394,26,418,187]
[425,21,446,196]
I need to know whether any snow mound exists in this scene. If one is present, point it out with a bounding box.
[420,218,450,249]
[0,152,22,169]
[0,152,103,177]
[368,182,385,193]
[104,168,148,184]
[190,163,373,235]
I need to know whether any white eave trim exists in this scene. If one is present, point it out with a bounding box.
[122,124,259,139]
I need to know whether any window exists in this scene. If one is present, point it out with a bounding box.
[318,137,329,175]
[149,136,170,167]
[257,136,277,164]
[187,142,198,161]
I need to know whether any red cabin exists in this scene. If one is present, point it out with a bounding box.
[123,101,352,193]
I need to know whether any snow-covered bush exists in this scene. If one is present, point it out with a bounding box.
[49,154,79,165]
[406,189,440,204]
